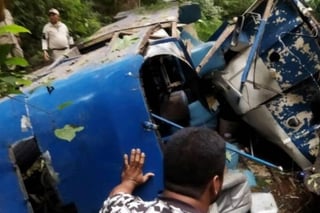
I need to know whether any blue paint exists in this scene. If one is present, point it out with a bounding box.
[225,143,240,170]
[1,0,320,211]
[240,20,267,92]
[260,26,320,90]
[0,150,29,213]
[190,41,226,77]
[206,0,320,167]
[259,1,304,54]
[265,80,319,162]
[0,55,163,212]
[0,96,33,213]
[26,55,163,212]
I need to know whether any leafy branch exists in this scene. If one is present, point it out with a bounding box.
[0,24,31,97]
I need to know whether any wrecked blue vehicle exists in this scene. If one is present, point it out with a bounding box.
[1,0,320,212]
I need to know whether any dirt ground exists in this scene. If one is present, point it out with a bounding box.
[242,158,318,213]
[229,123,320,212]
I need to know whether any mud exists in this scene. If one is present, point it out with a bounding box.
[235,126,320,213]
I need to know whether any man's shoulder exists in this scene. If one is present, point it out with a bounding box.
[43,23,51,30]
[58,22,68,28]
[100,193,189,213]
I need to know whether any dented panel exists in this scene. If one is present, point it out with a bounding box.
[265,81,320,162]
[209,0,320,168]
[0,96,33,213]
[2,0,320,212]
[261,25,320,90]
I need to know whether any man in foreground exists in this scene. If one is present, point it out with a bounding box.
[99,127,226,212]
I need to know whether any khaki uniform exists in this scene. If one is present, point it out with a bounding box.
[41,21,74,60]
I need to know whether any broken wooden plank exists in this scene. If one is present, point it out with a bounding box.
[195,24,236,74]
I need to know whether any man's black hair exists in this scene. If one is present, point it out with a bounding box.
[163,127,226,199]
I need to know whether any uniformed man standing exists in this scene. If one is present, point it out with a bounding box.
[42,8,74,61]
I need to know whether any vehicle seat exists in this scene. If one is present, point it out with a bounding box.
[188,100,218,129]
[159,90,190,126]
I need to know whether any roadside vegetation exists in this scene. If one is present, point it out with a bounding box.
[2,0,320,71]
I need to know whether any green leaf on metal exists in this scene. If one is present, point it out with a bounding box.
[112,35,139,52]
[54,125,84,142]
[57,101,73,110]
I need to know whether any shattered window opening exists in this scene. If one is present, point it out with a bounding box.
[9,138,77,213]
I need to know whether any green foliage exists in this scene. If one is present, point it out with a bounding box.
[10,0,103,68]
[141,0,158,4]
[5,56,28,67]
[112,35,139,52]
[306,0,320,18]
[214,0,255,18]
[57,0,101,40]
[177,0,223,41]
[137,1,169,12]
[195,17,222,41]
[197,0,221,19]
[0,24,30,34]
[0,24,31,97]
[178,0,259,41]
[7,0,320,69]
[0,72,31,95]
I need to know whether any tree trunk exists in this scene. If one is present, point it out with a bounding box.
[117,0,139,11]
[0,0,5,21]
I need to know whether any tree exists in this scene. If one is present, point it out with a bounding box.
[173,0,255,40]
[0,24,31,97]
[306,0,320,18]
[214,0,255,18]
[8,0,102,69]
[5,0,319,69]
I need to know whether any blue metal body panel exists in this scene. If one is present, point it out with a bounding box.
[259,1,304,54]
[243,1,320,90]
[0,96,32,213]
[190,41,226,77]
[260,25,320,90]
[29,55,163,212]
[265,80,319,161]
[256,1,320,164]
[240,20,267,91]
[0,55,163,212]
[1,0,320,211]
[207,0,320,168]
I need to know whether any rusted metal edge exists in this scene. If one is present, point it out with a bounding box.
[195,24,236,74]
[79,21,176,50]
[138,24,163,55]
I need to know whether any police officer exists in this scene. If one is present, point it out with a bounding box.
[42,8,74,61]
